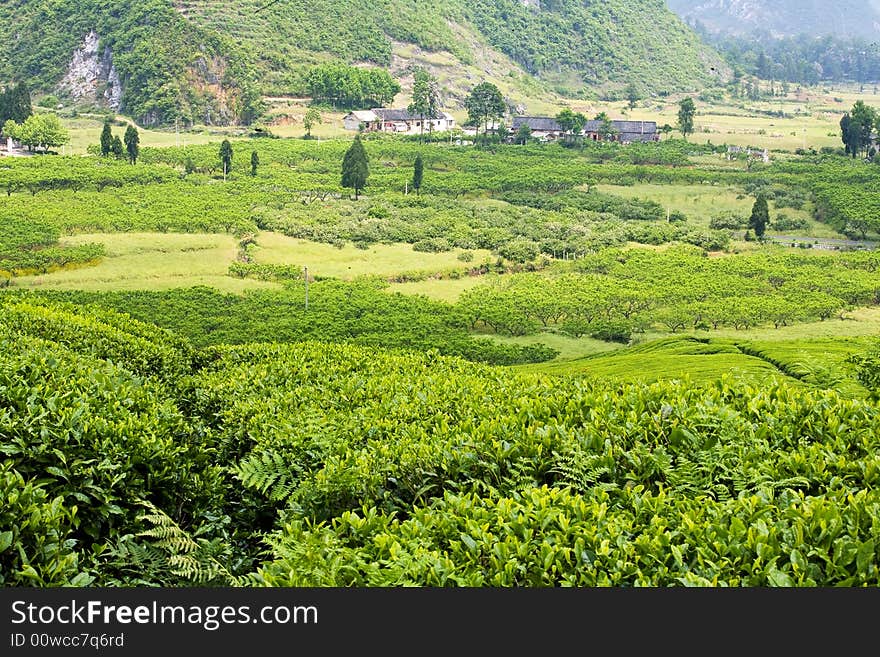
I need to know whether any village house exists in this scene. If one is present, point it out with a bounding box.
[511,116,660,143]
[587,120,660,143]
[342,108,456,135]
[510,116,566,142]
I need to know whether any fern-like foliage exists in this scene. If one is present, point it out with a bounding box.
[550,452,619,495]
[233,450,301,502]
[134,501,240,586]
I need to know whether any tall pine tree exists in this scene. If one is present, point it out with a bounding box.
[219,139,233,179]
[123,125,139,164]
[341,135,369,200]
[412,154,423,195]
[749,195,769,239]
[100,121,113,157]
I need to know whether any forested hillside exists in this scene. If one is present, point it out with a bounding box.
[0,0,725,126]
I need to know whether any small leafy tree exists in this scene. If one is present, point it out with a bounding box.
[2,119,17,142]
[341,135,369,199]
[842,101,878,158]
[251,150,259,176]
[514,123,532,145]
[412,154,423,195]
[100,121,113,157]
[219,139,233,179]
[678,97,696,140]
[594,112,616,141]
[123,125,139,164]
[749,195,769,239]
[14,113,69,152]
[303,108,322,139]
[625,83,641,110]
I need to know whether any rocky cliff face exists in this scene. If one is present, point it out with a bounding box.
[58,31,122,110]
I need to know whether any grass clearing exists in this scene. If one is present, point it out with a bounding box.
[390,275,491,302]
[489,332,623,361]
[11,233,275,293]
[251,232,494,280]
[595,183,844,238]
[59,115,249,155]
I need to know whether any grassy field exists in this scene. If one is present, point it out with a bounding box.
[10,233,275,293]
[251,232,494,280]
[594,183,845,239]
[389,275,490,302]
[58,114,252,155]
[573,83,879,152]
[489,331,623,361]
[8,231,497,292]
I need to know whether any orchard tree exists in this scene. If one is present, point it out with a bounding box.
[749,195,769,239]
[303,107,321,139]
[341,135,369,199]
[123,125,139,164]
[251,150,259,176]
[677,97,696,140]
[100,121,113,156]
[412,154,423,195]
[465,82,505,146]
[219,139,233,179]
[14,113,69,152]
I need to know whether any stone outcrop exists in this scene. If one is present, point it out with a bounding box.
[58,30,122,110]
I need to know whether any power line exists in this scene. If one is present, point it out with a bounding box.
[255,0,283,12]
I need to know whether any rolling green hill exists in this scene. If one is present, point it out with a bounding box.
[1,0,726,126]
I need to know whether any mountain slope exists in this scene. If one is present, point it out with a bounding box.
[667,0,880,38]
[1,0,726,126]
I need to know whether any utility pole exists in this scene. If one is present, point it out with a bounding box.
[303,266,309,310]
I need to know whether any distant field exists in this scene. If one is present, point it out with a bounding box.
[59,115,251,156]
[513,335,872,396]
[390,275,490,302]
[489,332,622,361]
[9,231,497,292]
[251,233,494,280]
[506,308,880,384]
[580,84,877,152]
[10,233,275,293]
[594,183,845,239]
